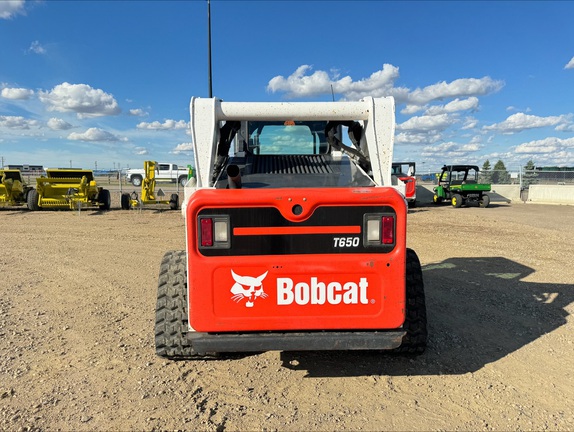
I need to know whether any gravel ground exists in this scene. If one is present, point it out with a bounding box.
[1,194,573,431]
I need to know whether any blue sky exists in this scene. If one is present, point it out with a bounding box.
[1,0,574,173]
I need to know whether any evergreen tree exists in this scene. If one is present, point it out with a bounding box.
[492,160,510,184]
[481,160,492,184]
[522,159,538,188]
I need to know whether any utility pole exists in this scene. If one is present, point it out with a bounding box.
[207,0,213,98]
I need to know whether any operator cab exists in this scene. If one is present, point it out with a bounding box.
[212,120,376,189]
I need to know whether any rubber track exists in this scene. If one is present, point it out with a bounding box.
[154,250,215,360]
[395,248,428,354]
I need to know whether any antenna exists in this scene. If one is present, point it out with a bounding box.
[331,84,335,102]
[207,0,213,98]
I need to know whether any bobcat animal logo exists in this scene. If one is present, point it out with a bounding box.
[230,270,269,308]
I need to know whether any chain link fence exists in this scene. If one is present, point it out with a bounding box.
[481,169,574,186]
[418,169,574,186]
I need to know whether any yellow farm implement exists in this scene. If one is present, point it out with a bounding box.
[0,169,34,208]
[121,161,179,210]
[28,169,111,211]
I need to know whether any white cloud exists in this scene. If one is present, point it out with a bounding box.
[1,87,34,100]
[506,105,531,113]
[47,118,73,131]
[565,56,574,70]
[420,141,482,158]
[555,121,574,132]
[483,112,570,134]
[395,131,443,145]
[400,105,425,115]
[407,77,503,106]
[514,137,574,154]
[461,117,479,130]
[129,108,148,117]
[267,64,408,101]
[459,143,481,152]
[67,127,120,142]
[267,64,503,109]
[171,142,194,154]
[424,97,479,116]
[0,0,25,19]
[134,147,148,155]
[469,135,483,145]
[28,41,46,55]
[38,83,121,119]
[136,119,188,130]
[396,113,457,133]
[0,115,40,129]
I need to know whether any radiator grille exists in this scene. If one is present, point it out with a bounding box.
[249,155,333,174]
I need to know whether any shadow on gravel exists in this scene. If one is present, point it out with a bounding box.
[281,256,574,377]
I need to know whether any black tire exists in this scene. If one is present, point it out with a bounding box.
[121,193,131,210]
[433,194,441,204]
[451,193,463,208]
[178,176,188,187]
[479,194,490,208]
[131,175,142,187]
[408,199,417,208]
[395,248,428,354]
[27,189,40,211]
[169,193,179,210]
[98,189,111,210]
[155,251,214,360]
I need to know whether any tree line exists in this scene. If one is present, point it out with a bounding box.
[481,159,538,186]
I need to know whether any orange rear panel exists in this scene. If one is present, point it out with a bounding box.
[186,187,407,332]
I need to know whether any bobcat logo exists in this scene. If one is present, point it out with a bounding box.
[230,270,269,308]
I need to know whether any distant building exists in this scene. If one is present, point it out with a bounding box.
[6,164,45,174]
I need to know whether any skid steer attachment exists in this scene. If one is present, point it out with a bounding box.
[121,161,178,210]
[155,97,427,360]
[0,169,34,208]
[30,169,111,211]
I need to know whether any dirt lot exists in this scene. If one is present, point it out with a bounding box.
[1,193,573,431]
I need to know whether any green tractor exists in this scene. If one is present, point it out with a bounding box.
[433,165,491,208]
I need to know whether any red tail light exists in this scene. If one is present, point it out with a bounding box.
[364,214,395,247]
[201,218,213,246]
[381,216,394,244]
[199,215,231,249]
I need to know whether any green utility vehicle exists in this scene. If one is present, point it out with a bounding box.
[433,165,491,208]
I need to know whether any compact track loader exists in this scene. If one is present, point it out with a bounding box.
[392,162,417,208]
[0,169,33,208]
[28,169,111,211]
[121,161,179,210]
[155,97,427,360]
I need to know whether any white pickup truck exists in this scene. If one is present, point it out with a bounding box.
[125,162,189,187]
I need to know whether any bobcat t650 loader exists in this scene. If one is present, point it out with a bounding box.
[155,97,427,359]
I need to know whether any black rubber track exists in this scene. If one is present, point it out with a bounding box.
[394,248,428,354]
[155,250,215,360]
